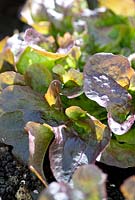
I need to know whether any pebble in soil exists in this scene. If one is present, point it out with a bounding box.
[0,143,44,200]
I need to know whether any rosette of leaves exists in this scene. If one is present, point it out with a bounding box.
[83,52,135,167]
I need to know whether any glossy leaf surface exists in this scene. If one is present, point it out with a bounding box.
[49,123,110,182]
[84,53,134,88]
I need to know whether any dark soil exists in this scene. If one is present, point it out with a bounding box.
[0,144,44,200]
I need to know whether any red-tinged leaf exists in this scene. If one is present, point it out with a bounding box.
[100,139,135,168]
[45,80,62,110]
[84,70,131,113]
[85,53,134,88]
[107,113,135,135]
[49,124,110,182]
[25,122,54,186]
[57,32,74,54]
[73,164,107,199]
[30,45,68,59]
[24,28,48,45]
[24,28,55,51]
[120,176,135,200]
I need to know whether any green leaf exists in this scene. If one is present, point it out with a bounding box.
[61,94,107,121]
[25,122,54,186]
[24,63,53,94]
[16,46,55,74]
[65,106,87,120]
[100,139,135,167]
[115,126,135,144]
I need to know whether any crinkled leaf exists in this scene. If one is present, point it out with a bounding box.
[25,122,54,186]
[120,176,135,200]
[49,123,110,182]
[100,139,135,167]
[84,70,131,118]
[85,53,134,88]
[73,164,107,200]
[24,63,52,94]
[16,46,55,74]
[0,85,66,162]
[99,0,135,16]
[107,113,135,135]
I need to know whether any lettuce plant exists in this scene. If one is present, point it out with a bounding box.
[1,0,135,198]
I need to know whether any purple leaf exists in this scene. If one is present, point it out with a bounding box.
[84,70,131,110]
[49,123,110,182]
[107,113,135,135]
[84,53,134,88]
[24,28,47,45]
